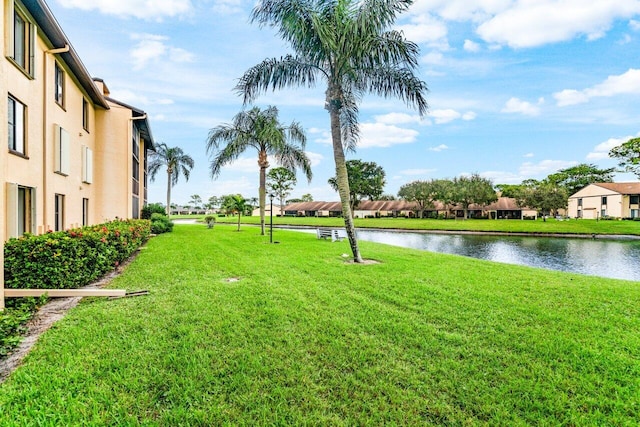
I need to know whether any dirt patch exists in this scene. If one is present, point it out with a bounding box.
[344,259,380,265]
[0,250,141,384]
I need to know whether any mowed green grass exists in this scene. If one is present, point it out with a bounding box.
[0,225,638,425]
[215,215,640,236]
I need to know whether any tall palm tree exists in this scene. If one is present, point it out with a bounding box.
[147,143,195,216]
[237,0,428,262]
[206,106,312,235]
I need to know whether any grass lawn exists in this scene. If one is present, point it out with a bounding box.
[216,215,640,236]
[0,224,638,425]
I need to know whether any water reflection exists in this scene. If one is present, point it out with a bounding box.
[354,230,640,281]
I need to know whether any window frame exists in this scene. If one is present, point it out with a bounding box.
[82,198,89,226]
[82,145,93,183]
[630,195,639,205]
[82,98,90,132]
[54,61,65,108]
[8,3,35,76]
[6,183,36,238]
[601,196,607,205]
[54,193,65,231]
[8,94,27,155]
[54,124,70,175]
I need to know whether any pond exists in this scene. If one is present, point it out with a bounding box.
[356,229,640,281]
[287,227,640,281]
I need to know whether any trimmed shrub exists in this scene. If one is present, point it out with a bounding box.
[4,219,151,290]
[141,203,167,219]
[150,213,174,234]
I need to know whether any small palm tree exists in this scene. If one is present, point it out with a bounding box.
[148,143,195,216]
[237,0,428,262]
[222,194,249,231]
[206,106,312,235]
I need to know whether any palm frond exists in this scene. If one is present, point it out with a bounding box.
[236,55,321,105]
[359,66,428,116]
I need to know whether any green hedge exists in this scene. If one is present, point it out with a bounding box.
[4,219,151,290]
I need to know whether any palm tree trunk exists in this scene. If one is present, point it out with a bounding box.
[327,96,362,263]
[258,151,269,236]
[166,168,172,217]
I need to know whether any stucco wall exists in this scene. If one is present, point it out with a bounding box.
[568,185,624,218]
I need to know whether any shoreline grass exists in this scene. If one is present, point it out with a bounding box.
[213,215,640,236]
[1,224,638,424]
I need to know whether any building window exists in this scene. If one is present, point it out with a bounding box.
[577,198,582,207]
[10,5,34,75]
[631,195,639,205]
[132,133,140,197]
[54,124,70,175]
[82,98,90,131]
[6,183,35,238]
[82,145,93,183]
[601,209,606,218]
[132,195,140,219]
[601,196,607,205]
[54,62,65,107]
[82,198,89,226]
[55,194,65,231]
[8,95,26,154]
[632,209,639,219]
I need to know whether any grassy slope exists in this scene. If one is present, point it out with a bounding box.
[215,215,640,236]
[0,225,638,425]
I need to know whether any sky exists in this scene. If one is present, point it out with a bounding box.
[46,0,640,206]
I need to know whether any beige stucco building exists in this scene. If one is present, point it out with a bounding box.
[2,0,154,241]
[567,182,640,219]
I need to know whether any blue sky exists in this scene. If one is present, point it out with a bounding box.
[48,0,640,205]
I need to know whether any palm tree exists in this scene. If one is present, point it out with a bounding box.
[148,143,195,216]
[206,106,312,235]
[237,0,428,262]
[221,194,249,231]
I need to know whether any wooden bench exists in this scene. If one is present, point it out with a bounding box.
[317,228,347,242]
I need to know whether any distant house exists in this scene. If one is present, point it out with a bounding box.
[568,182,640,219]
[283,198,536,219]
[251,205,283,217]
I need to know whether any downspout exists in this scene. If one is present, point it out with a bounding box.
[42,45,69,231]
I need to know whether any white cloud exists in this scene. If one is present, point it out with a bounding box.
[631,19,640,31]
[130,34,195,70]
[475,1,640,48]
[429,109,460,124]
[374,112,422,125]
[304,151,324,167]
[462,111,477,121]
[481,170,523,185]
[421,51,445,65]
[359,123,420,148]
[501,97,542,116]
[212,0,243,14]
[463,39,481,52]
[586,135,636,160]
[523,153,534,158]
[554,89,590,106]
[554,69,640,106]
[428,144,449,152]
[58,0,192,20]
[220,157,259,174]
[519,159,578,177]
[397,14,449,48]
[409,1,640,49]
